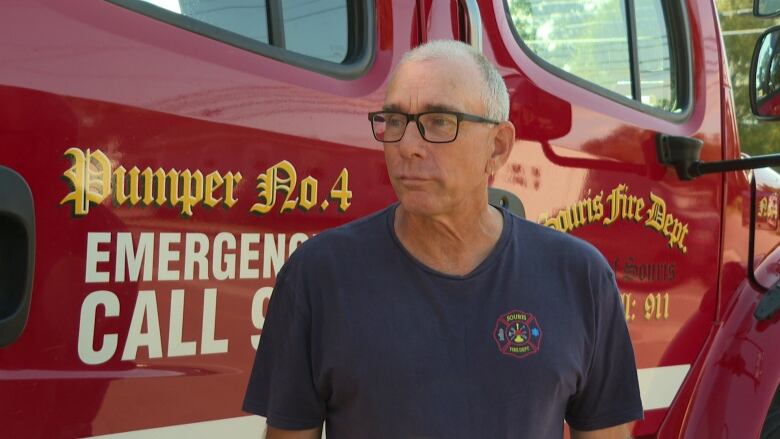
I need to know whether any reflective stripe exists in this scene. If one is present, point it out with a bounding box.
[82,365,692,437]
[638,364,691,410]
[84,416,266,439]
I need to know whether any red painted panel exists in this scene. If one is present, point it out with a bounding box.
[678,251,780,438]
[0,0,411,436]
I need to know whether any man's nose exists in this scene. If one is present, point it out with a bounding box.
[397,120,426,158]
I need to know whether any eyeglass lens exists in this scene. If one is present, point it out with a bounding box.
[372,113,459,142]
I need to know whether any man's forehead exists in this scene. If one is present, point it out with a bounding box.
[384,58,482,112]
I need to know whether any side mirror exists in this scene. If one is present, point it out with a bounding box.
[754,0,780,18]
[750,26,780,119]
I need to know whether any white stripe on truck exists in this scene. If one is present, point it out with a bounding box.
[84,416,266,439]
[637,364,691,410]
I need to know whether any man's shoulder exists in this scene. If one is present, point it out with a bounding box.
[506,213,618,310]
[286,205,392,266]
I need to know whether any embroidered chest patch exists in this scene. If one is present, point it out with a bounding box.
[493,309,542,359]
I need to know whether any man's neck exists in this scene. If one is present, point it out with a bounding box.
[394,201,504,276]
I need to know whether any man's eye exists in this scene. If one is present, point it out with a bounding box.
[386,116,405,127]
[431,115,455,126]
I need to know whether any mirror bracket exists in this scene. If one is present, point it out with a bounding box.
[656,134,704,180]
[657,134,780,296]
[657,134,780,180]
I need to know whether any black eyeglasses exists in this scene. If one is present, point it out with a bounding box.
[368,111,499,143]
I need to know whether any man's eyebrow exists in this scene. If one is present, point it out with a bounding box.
[422,103,461,113]
[382,103,403,112]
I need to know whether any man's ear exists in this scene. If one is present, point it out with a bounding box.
[490,121,515,171]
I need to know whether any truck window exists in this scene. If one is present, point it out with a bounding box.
[125,0,346,62]
[144,0,271,45]
[635,0,676,111]
[507,0,632,99]
[506,0,685,114]
[108,0,366,71]
[281,1,348,63]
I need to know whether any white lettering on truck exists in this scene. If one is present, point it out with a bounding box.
[78,231,308,365]
[78,290,120,365]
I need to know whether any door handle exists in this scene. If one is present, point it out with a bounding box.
[0,166,35,347]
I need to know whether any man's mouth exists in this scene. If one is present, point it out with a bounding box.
[397,174,430,181]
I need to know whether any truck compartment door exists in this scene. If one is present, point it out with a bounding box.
[0,166,35,347]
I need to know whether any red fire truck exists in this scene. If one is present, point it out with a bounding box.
[1,0,779,437]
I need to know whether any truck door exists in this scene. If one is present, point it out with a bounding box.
[0,0,407,437]
[480,0,722,436]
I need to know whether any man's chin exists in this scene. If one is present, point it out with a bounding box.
[397,193,448,216]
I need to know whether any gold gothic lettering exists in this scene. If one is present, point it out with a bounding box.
[60,148,241,217]
[538,184,690,254]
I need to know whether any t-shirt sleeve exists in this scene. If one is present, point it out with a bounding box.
[565,267,644,431]
[242,262,326,430]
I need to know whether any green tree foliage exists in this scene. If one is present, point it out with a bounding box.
[507,0,685,113]
[508,0,633,99]
[718,0,780,156]
[507,0,780,156]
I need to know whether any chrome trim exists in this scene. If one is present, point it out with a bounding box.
[463,0,483,52]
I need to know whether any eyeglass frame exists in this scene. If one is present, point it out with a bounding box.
[367,110,501,143]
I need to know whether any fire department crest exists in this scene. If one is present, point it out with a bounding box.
[493,309,542,359]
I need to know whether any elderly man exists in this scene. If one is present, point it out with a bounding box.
[243,40,643,438]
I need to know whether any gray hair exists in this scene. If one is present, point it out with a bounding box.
[397,40,510,121]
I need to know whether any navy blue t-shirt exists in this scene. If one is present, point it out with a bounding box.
[243,205,643,438]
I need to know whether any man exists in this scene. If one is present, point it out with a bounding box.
[243,40,643,438]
